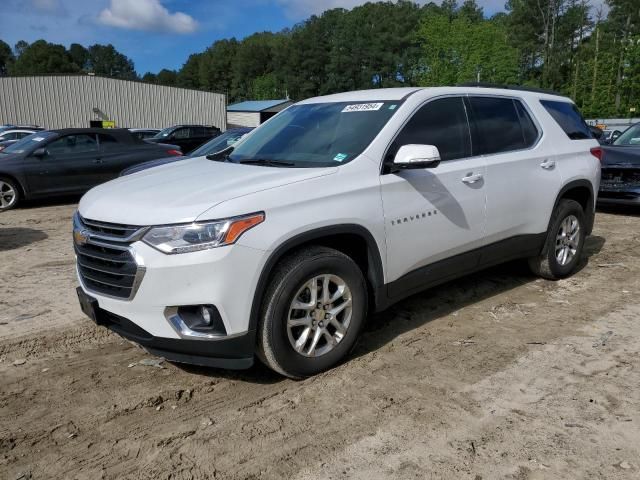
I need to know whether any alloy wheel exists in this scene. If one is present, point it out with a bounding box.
[555,214,580,266]
[287,274,353,357]
[0,180,17,210]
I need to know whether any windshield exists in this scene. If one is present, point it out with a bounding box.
[227,101,401,167]
[1,131,55,154]
[613,125,640,146]
[153,127,175,139]
[191,130,251,157]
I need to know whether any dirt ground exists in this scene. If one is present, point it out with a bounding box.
[1,200,639,480]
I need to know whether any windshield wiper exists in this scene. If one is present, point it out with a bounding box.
[238,159,296,167]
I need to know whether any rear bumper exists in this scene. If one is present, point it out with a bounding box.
[85,289,255,369]
[597,188,640,206]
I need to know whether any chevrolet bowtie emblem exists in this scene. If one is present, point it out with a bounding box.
[73,229,90,246]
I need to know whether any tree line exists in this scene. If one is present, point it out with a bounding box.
[0,0,637,117]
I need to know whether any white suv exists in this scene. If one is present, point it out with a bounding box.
[74,86,601,378]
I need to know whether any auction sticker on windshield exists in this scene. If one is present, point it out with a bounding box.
[342,103,384,113]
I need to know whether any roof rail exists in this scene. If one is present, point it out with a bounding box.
[457,82,564,97]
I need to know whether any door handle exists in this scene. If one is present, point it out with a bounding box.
[462,173,483,184]
[540,159,556,170]
[93,158,104,164]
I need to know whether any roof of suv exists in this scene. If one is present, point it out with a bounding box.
[298,86,570,105]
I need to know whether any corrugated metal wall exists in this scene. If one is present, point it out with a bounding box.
[0,75,227,130]
[227,111,260,128]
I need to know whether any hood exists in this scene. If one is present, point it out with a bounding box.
[79,156,337,225]
[601,145,640,167]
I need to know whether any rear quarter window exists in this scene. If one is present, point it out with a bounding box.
[468,97,538,155]
[540,100,592,140]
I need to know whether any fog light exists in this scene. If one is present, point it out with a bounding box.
[200,306,212,326]
[175,304,226,335]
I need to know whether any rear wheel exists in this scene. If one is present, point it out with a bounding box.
[528,199,586,280]
[257,246,368,379]
[0,177,19,211]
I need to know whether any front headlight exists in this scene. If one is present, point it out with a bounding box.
[143,212,265,254]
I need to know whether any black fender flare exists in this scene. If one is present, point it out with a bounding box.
[247,224,385,333]
[549,179,596,236]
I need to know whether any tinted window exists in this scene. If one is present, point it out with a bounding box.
[388,97,470,162]
[47,134,98,154]
[514,101,539,146]
[16,132,31,139]
[1,132,17,140]
[98,134,119,149]
[540,100,591,140]
[469,97,533,154]
[204,127,219,136]
[173,128,191,139]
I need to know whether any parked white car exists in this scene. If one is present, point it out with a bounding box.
[74,86,601,378]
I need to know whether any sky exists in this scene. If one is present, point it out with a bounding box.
[0,0,608,75]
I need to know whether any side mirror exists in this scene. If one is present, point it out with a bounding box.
[32,147,47,157]
[611,131,621,142]
[393,144,441,170]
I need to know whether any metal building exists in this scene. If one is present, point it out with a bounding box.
[0,75,227,130]
[227,99,293,128]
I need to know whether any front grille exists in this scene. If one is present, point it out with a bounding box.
[74,214,146,300]
[80,217,143,241]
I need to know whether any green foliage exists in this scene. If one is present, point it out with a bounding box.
[86,44,136,80]
[0,40,13,76]
[416,12,519,86]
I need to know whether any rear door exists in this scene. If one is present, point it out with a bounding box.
[467,96,561,244]
[24,133,102,194]
[379,96,487,294]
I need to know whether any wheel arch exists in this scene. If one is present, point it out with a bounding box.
[0,172,27,201]
[551,179,595,235]
[248,224,385,333]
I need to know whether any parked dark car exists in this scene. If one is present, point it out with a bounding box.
[0,128,182,211]
[128,128,161,141]
[602,129,624,145]
[121,127,253,176]
[146,125,220,154]
[598,123,640,206]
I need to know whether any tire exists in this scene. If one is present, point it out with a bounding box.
[0,176,20,212]
[528,199,586,280]
[257,246,368,379]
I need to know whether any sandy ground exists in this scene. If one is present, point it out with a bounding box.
[1,200,639,480]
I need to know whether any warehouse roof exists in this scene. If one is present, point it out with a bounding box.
[227,99,291,112]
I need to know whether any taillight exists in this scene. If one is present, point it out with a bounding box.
[590,147,603,162]
[166,149,182,156]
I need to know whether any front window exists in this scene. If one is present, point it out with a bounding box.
[613,125,640,146]
[227,101,401,167]
[154,127,175,139]
[191,130,250,157]
[1,131,55,155]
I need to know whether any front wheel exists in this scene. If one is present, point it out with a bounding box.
[0,177,20,212]
[528,199,586,280]
[257,246,368,379]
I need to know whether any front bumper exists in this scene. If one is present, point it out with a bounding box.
[81,288,255,369]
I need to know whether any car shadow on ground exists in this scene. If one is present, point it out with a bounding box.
[174,235,606,384]
[0,227,48,251]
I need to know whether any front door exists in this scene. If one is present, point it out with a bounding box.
[25,133,102,195]
[379,96,487,296]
